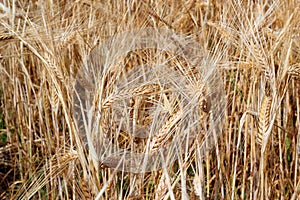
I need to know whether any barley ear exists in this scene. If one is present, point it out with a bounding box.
[257,95,272,146]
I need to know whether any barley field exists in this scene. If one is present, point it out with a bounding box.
[0,0,300,199]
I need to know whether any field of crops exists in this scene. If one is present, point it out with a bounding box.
[0,0,300,199]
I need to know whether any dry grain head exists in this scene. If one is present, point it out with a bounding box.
[257,95,272,145]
